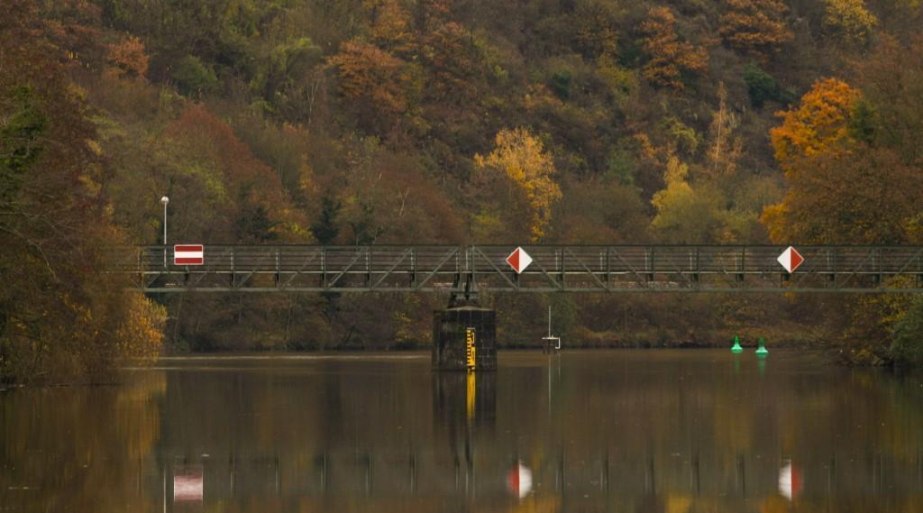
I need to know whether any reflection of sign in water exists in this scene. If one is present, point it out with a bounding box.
[507,462,533,499]
[465,327,476,371]
[778,460,802,500]
[174,465,204,502]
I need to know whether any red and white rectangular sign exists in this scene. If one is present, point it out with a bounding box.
[174,244,204,266]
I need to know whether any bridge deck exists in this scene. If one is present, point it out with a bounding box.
[113,245,923,293]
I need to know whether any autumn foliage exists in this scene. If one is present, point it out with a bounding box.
[769,78,860,172]
[640,7,708,91]
[1,0,165,383]
[719,0,794,60]
[162,104,300,242]
[823,0,878,46]
[328,40,420,137]
[2,0,923,367]
[475,128,562,242]
[105,35,149,79]
[763,75,922,245]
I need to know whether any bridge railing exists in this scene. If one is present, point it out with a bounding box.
[113,245,923,292]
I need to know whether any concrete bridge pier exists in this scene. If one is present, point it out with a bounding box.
[432,276,497,372]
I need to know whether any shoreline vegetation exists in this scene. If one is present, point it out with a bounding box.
[2,0,922,384]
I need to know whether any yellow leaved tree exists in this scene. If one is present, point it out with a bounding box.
[823,0,878,46]
[650,155,724,243]
[474,128,562,242]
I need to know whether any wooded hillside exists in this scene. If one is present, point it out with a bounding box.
[2,0,922,381]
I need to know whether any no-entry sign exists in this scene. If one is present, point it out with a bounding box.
[174,244,204,266]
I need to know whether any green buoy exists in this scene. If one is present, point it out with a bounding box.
[755,337,769,357]
[731,335,743,353]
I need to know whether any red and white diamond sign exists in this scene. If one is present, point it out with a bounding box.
[506,247,533,274]
[777,246,804,273]
[174,244,204,266]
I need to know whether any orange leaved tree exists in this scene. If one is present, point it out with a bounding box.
[762,77,920,244]
[640,7,708,91]
[719,0,793,61]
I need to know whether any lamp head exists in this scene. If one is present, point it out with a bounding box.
[160,195,169,205]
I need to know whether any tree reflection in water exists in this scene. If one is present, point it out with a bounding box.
[2,351,922,513]
[0,371,166,513]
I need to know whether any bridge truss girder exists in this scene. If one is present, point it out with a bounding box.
[115,245,923,293]
[114,245,923,293]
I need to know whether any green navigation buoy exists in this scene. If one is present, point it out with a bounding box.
[731,335,743,353]
[755,337,769,357]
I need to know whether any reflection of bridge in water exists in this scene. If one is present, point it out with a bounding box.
[159,447,923,504]
[116,245,923,293]
[154,370,923,508]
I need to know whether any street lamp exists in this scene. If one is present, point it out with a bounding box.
[160,195,169,266]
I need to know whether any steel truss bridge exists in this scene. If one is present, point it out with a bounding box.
[113,245,923,293]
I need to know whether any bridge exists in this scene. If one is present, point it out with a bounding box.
[113,245,923,293]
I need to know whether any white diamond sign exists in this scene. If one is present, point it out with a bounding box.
[776,246,805,273]
[506,247,533,274]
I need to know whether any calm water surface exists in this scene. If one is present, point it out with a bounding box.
[2,350,923,512]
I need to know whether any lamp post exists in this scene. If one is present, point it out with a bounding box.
[161,195,169,266]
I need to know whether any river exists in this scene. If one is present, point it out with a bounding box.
[2,350,922,512]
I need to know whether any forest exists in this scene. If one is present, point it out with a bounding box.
[1,0,922,383]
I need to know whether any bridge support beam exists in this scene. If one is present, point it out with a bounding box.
[432,306,496,371]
